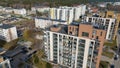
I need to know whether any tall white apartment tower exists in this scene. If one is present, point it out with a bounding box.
[49,5,86,24]
[44,23,106,68]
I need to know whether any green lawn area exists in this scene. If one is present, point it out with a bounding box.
[0,40,6,47]
[100,61,109,68]
[102,51,114,59]
[104,39,117,51]
[29,50,52,68]
[0,39,19,50]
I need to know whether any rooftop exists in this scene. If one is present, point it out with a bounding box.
[36,17,66,22]
[45,22,105,34]
[80,22,105,30]
[46,24,68,34]
[0,24,14,29]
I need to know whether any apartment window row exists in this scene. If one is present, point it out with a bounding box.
[82,32,89,37]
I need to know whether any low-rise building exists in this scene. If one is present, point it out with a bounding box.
[0,56,11,68]
[0,24,18,42]
[13,8,26,16]
[35,18,67,29]
[31,6,50,13]
[5,7,14,13]
[0,6,4,12]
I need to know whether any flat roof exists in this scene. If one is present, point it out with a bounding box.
[36,17,66,22]
[0,24,14,29]
[46,22,105,34]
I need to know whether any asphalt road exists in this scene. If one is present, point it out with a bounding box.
[113,32,120,68]
[117,33,120,54]
[113,59,120,68]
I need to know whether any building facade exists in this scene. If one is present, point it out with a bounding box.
[13,8,26,16]
[85,16,116,41]
[49,5,86,24]
[105,11,120,40]
[44,23,106,68]
[0,57,11,68]
[0,24,18,42]
[31,6,50,13]
[35,18,67,29]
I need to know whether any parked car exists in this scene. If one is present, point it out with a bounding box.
[114,54,119,60]
[118,30,120,34]
[110,65,114,68]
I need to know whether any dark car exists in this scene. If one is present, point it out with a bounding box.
[118,30,120,34]
[114,54,119,60]
[110,65,114,68]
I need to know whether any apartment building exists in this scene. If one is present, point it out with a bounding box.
[0,24,18,42]
[85,16,116,41]
[35,18,67,29]
[49,5,86,24]
[13,8,26,16]
[105,11,120,40]
[4,7,14,13]
[44,22,106,68]
[0,56,11,68]
[31,6,50,13]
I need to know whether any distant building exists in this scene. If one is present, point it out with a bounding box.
[4,7,14,13]
[113,2,120,6]
[0,6,4,12]
[35,18,67,29]
[0,56,11,68]
[107,5,120,12]
[49,5,86,24]
[13,8,26,16]
[85,16,116,41]
[44,23,106,68]
[0,24,18,42]
[31,6,50,13]
[89,7,99,13]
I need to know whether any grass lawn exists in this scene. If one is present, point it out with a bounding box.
[104,39,117,51]
[27,50,52,68]
[0,39,19,50]
[102,51,114,59]
[100,61,109,68]
[0,40,6,47]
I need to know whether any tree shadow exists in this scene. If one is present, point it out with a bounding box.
[0,40,6,47]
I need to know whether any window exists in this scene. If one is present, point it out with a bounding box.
[69,27,71,30]
[108,15,112,18]
[82,32,89,37]
[106,19,110,24]
[89,18,92,22]
[93,30,96,35]
[100,32,103,36]
[69,32,72,35]
[79,39,86,43]
[96,36,99,39]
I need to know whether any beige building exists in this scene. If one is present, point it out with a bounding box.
[105,11,120,40]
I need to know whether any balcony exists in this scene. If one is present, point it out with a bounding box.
[79,39,86,44]
[77,56,83,60]
[53,38,57,40]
